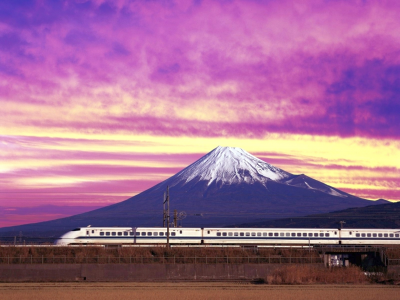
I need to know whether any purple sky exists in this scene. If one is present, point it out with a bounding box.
[0,0,399,227]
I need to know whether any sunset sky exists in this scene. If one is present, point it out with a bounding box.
[1,0,399,228]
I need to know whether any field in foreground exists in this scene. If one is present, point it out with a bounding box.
[0,283,399,300]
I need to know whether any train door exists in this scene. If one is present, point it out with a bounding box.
[85,229,91,244]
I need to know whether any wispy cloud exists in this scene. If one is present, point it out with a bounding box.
[0,0,399,226]
[1,0,399,138]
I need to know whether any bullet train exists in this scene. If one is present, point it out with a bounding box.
[55,226,400,246]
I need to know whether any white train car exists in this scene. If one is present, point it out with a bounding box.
[203,228,339,245]
[56,227,134,245]
[135,227,202,244]
[340,229,400,245]
[55,227,202,245]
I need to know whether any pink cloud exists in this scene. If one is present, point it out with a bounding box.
[0,0,399,138]
[340,188,400,202]
[1,0,399,226]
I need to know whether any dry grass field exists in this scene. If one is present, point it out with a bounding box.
[0,283,399,300]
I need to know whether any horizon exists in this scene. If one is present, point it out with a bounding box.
[1,0,399,228]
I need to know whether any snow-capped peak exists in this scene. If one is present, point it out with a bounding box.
[171,146,292,186]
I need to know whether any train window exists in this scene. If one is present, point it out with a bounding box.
[349,232,352,235]
[291,233,296,237]
[142,232,146,236]
[112,232,116,236]
[308,233,313,237]
[86,231,89,235]
[263,233,268,237]
[390,234,394,238]
[334,232,337,235]
[100,232,104,236]
[361,233,366,237]
[234,232,238,236]
[124,232,128,236]
[246,232,250,237]
[257,232,261,237]
[303,233,307,237]
[130,232,134,236]
[297,233,301,237]
[325,233,330,237]
[280,233,284,237]
[117,232,122,236]
[217,232,221,236]
[92,230,94,234]
[154,232,158,236]
[160,232,164,236]
[273,233,277,237]
[396,234,399,238]
[106,232,110,236]
[384,234,388,237]
[171,232,176,236]
[222,232,227,237]
[320,233,324,237]
[251,232,256,237]
[314,233,318,237]
[147,232,152,236]
[356,233,360,237]
[240,232,244,237]
[268,233,272,237]
[286,233,290,237]
[373,233,377,237]
[378,233,382,237]
[180,231,182,234]
[367,233,371,238]
[229,232,233,236]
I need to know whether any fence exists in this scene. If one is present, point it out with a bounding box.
[0,255,323,264]
[387,259,400,265]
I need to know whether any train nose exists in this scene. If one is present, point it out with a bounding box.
[54,232,75,246]
[54,238,68,246]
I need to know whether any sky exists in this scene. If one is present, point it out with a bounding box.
[0,0,399,228]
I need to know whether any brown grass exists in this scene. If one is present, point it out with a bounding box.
[266,265,369,284]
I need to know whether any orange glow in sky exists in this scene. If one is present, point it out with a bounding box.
[0,0,399,227]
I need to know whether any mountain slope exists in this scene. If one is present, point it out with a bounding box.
[235,200,398,229]
[0,146,383,239]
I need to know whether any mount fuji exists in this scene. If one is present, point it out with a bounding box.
[0,146,385,238]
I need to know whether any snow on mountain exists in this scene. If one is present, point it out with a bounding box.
[170,146,292,187]
[165,146,351,199]
[280,173,349,198]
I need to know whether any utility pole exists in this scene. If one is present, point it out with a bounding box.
[163,186,170,249]
[174,209,177,227]
[163,193,166,227]
[339,221,346,229]
[339,221,345,246]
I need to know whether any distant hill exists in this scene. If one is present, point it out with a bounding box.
[235,201,400,229]
[0,146,385,239]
